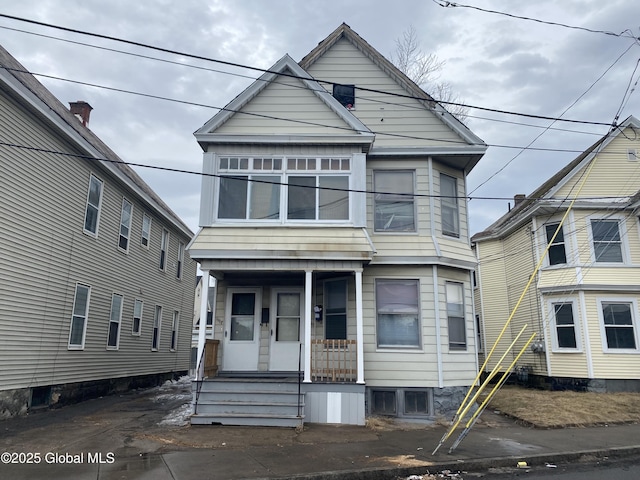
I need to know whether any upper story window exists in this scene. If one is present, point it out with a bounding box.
[333,84,355,109]
[545,222,567,265]
[374,171,416,232]
[590,219,623,263]
[141,214,152,248]
[160,229,169,271]
[83,174,103,236]
[217,156,350,222]
[440,174,459,237]
[118,198,133,252]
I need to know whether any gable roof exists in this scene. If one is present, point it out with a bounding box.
[194,54,375,150]
[0,44,193,239]
[472,116,640,242]
[299,23,486,150]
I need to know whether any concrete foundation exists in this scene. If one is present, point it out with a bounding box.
[0,371,187,420]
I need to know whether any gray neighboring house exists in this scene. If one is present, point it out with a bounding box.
[0,44,196,418]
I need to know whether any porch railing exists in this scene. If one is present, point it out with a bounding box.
[310,339,357,383]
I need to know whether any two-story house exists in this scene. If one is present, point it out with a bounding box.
[188,24,487,426]
[473,116,640,392]
[0,44,197,417]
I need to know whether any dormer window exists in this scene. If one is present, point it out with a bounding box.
[333,84,355,109]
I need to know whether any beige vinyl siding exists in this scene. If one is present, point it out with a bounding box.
[209,144,362,156]
[555,130,640,199]
[476,222,543,374]
[542,294,589,378]
[305,38,464,148]
[538,268,579,290]
[439,267,478,385]
[361,265,476,388]
[583,292,640,379]
[0,90,196,392]
[214,71,354,135]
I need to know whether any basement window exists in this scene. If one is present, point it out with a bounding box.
[333,84,355,109]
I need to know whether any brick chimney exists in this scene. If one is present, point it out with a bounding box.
[69,101,93,127]
[514,194,526,206]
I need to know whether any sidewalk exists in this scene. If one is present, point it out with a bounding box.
[1,382,639,479]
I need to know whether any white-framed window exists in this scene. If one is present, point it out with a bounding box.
[216,156,350,222]
[68,283,91,349]
[475,314,483,352]
[152,305,162,351]
[374,170,416,232]
[107,293,123,350]
[440,174,459,237]
[170,311,179,351]
[118,198,133,252]
[446,282,466,350]
[83,174,103,236]
[376,279,420,348]
[324,278,348,340]
[545,222,567,265]
[590,218,625,263]
[132,299,143,336]
[598,298,639,352]
[159,229,169,271]
[176,241,185,279]
[550,301,580,351]
[141,213,152,248]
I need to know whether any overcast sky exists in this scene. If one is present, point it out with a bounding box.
[2,0,640,235]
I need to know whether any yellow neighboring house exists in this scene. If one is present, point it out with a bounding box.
[472,115,640,392]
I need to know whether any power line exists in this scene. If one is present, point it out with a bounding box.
[432,0,640,40]
[1,139,635,203]
[0,64,617,155]
[0,13,615,128]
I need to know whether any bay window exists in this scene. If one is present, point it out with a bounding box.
[216,156,350,222]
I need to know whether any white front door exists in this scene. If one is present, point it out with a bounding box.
[222,288,261,371]
[269,288,304,371]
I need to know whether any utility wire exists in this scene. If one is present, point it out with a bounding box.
[0,140,636,203]
[432,0,640,40]
[0,13,616,128]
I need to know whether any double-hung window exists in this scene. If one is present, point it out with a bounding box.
[440,174,459,237]
[118,198,133,252]
[141,214,151,248]
[68,283,91,349]
[600,301,638,351]
[591,219,623,263]
[552,302,577,349]
[446,282,466,350]
[374,171,415,232]
[216,156,350,222]
[160,229,169,271]
[376,279,420,348]
[152,305,162,351]
[545,222,567,265]
[171,311,179,351]
[107,293,123,349]
[83,174,103,235]
[132,299,143,336]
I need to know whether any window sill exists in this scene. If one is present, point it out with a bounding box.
[551,348,583,353]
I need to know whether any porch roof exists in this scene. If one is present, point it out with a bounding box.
[188,226,376,265]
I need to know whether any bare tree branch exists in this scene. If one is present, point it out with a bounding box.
[391,25,469,123]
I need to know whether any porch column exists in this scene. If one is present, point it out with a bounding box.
[355,269,365,384]
[195,270,210,382]
[304,270,312,383]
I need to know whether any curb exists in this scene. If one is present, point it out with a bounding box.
[246,445,640,480]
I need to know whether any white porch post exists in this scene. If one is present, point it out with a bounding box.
[196,270,210,382]
[355,269,365,384]
[304,270,312,383]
